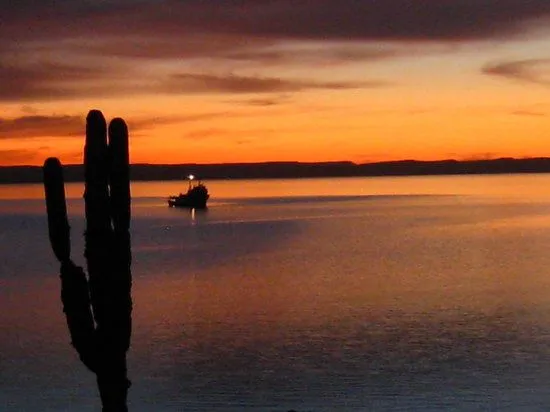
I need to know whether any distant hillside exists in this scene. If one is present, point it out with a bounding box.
[2,158,550,184]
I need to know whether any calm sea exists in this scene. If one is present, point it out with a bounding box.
[3,175,550,411]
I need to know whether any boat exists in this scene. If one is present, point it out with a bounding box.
[168,175,209,209]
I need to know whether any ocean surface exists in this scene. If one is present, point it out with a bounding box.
[3,175,550,411]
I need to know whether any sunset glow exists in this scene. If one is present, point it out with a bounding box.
[1,1,550,166]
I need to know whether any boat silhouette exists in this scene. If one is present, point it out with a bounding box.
[168,175,209,209]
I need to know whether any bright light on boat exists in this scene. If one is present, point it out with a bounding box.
[188,174,195,180]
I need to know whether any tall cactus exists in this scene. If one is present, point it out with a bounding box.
[43,110,132,411]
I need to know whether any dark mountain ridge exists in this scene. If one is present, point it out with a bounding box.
[2,158,550,184]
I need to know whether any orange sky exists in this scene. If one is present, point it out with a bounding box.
[1,1,549,166]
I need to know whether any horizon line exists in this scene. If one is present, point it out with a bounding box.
[2,156,549,169]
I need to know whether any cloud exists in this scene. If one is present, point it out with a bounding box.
[460,152,503,161]
[18,34,411,74]
[197,0,550,42]
[511,110,547,117]
[0,149,47,165]
[236,96,291,107]
[79,35,274,61]
[483,59,550,86]
[129,113,232,129]
[2,1,549,103]
[200,43,401,67]
[184,128,229,140]
[2,0,550,47]
[0,57,385,101]
[162,73,385,94]
[0,113,227,139]
[0,115,83,139]
[0,62,119,101]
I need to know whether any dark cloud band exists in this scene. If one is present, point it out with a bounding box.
[1,1,550,103]
[2,0,550,43]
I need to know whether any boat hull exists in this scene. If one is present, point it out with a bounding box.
[167,195,208,209]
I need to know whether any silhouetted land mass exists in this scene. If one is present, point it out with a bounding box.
[3,157,550,183]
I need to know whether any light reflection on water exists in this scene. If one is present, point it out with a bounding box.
[4,173,550,201]
[3,175,550,410]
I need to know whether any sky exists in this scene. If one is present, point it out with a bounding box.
[1,0,550,166]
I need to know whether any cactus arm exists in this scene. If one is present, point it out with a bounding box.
[43,157,71,263]
[60,261,99,372]
[43,157,97,371]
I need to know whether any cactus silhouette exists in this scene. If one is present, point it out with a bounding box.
[43,110,132,411]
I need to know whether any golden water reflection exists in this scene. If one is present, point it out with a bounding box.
[4,173,550,200]
[131,196,550,353]
[5,175,550,409]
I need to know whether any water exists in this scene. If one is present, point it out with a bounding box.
[3,175,550,411]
